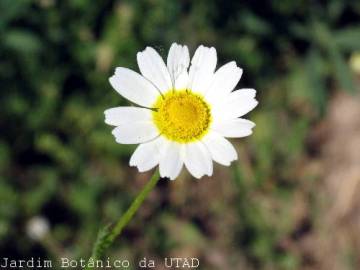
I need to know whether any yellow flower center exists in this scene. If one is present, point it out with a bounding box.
[152,90,212,143]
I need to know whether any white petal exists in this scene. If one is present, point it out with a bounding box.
[212,88,258,121]
[111,122,159,144]
[183,142,213,179]
[202,132,238,166]
[212,118,255,138]
[174,71,189,90]
[188,45,217,94]
[206,61,243,104]
[109,67,160,107]
[167,43,190,90]
[129,137,164,172]
[233,88,256,99]
[104,107,152,126]
[159,140,183,180]
[137,47,172,94]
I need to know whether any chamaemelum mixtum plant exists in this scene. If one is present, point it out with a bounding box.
[87,43,258,262]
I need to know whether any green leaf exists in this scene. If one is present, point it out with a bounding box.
[4,29,42,54]
[327,43,357,93]
[305,48,327,114]
[241,11,272,36]
[334,26,360,51]
[90,224,113,260]
[327,0,345,21]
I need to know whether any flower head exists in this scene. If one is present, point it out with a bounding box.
[105,43,258,180]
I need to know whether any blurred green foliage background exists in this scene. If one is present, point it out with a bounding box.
[0,0,360,269]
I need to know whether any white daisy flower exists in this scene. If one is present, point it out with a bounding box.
[105,43,258,180]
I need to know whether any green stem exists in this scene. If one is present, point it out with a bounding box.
[87,169,161,265]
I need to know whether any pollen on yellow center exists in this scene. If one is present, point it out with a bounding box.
[152,90,212,143]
